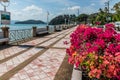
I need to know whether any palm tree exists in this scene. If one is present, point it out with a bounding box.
[95,8,108,24]
[112,2,120,21]
[113,2,120,14]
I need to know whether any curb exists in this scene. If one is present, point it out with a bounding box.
[71,65,82,80]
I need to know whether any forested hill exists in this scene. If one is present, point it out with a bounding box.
[49,14,76,25]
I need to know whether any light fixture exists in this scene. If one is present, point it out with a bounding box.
[0,0,10,11]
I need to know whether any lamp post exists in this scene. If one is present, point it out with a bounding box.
[105,1,109,14]
[77,8,79,17]
[76,8,79,24]
[68,15,70,25]
[47,11,49,26]
[65,18,66,25]
[105,0,110,22]
[0,0,10,12]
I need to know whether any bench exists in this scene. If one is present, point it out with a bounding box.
[0,32,9,43]
[54,25,62,31]
[36,28,49,35]
[62,25,68,30]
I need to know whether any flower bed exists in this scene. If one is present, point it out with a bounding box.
[66,24,120,80]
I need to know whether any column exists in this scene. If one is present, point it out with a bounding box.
[1,26,9,44]
[32,26,37,37]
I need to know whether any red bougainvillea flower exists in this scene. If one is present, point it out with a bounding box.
[63,41,69,45]
[105,23,115,29]
[66,24,120,79]
[95,21,101,25]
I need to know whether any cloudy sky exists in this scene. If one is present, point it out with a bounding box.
[0,0,119,22]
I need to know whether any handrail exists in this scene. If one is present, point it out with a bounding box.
[9,29,33,43]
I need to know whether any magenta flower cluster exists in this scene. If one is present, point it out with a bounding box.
[95,21,101,25]
[66,24,120,79]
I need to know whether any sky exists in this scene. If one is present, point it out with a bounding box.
[0,0,119,22]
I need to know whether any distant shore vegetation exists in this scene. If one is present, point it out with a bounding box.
[15,20,46,24]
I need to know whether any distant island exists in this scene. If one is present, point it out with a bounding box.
[15,20,46,24]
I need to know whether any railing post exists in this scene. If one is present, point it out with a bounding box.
[1,26,9,44]
[61,25,63,30]
[46,26,49,31]
[54,26,56,32]
[32,26,37,37]
[59,25,61,30]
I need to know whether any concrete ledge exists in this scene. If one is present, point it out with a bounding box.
[71,65,82,80]
[0,38,9,43]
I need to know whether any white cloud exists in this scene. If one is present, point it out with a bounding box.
[11,2,17,5]
[10,5,45,21]
[60,6,81,15]
[39,0,77,7]
[61,5,96,15]
[91,3,95,6]
[23,5,42,13]
[68,6,80,10]
[100,0,109,5]
[79,6,97,14]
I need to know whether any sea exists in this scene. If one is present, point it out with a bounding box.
[0,24,55,32]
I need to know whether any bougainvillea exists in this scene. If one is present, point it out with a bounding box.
[95,21,101,25]
[66,23,120,80]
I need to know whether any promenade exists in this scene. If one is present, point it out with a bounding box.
[0,27,76,80]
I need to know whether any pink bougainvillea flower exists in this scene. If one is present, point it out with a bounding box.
[95,21,101,25]
[105,23,115,29]
[66,23,120,79]
[115,34,120,42]
[68,57,75,64]
[63,41,69,45]
[115,52,120,62]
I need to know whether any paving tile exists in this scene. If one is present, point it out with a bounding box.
[53,38,70,48]
[10,49,66,80]
[0,48,43,76]
[65,33,71,38]
[42,77,51,80]
[19,73,29,80]
[30,76,40,80]
[10,77,21,80]
[23,78,31,80]
[56,34,65,38]
[44,33,60,38]
[39,38,60,47]
[0,37,49,61]
[21,37,50,46]
[0,52,5,60]
[0,46,27,60]
[39,72,48,79]
[44,29,71,38]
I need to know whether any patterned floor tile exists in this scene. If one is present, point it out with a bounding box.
[53,38,70,48]
[39,38,60,47]
[10,49,66,80]
[0,48,43,76]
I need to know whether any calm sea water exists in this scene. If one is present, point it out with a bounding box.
[0,24,50,30]
[0,24,55,32]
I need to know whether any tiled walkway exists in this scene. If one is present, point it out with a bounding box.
[0,48,43,76]
[10,49,66,80]
[0,27,76,80]
[0,45,28,60]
